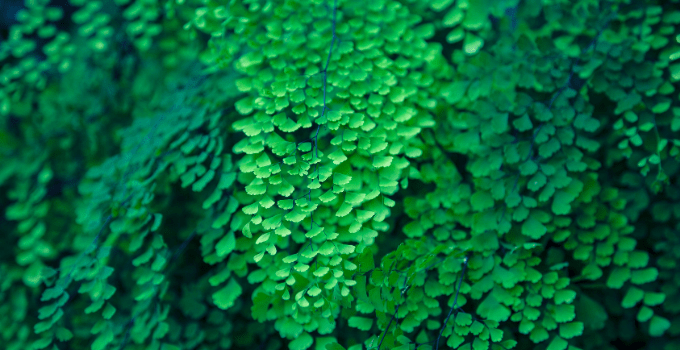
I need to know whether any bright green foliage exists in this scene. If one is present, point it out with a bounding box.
[2,0,680,350]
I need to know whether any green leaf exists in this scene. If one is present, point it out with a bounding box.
[243,222,252,238]
[331,255,343,266]
[293,262,309,272]
[649,315,670,337]
[528,173,547,191]
[373,156,393,168]
[337,243,355,254]
[553,305,575,323]
[216,231,236,257]
[218,172,237,190]
[213,278,242,310]
[32,337,52,350]
[308,286,322,297]
[579,263,601,281]
[326,344,347,350]
[477,294,511,322]
[92,328,114,350]
[490,327,503,342]
[34,320,52,334]
[628,251,649,268]
[630,268,658,285]
[283,254,298,264]
[278,199,294,210]
[273,224,291,236]
[41,286,65,302]
[637,306,654,322]
[442,80,469,103]
[246,180,267,195]
[337,202,353,217]
[606,267,630,289]
[521,215,547,239]
[643,292,666,306]
[546,336,568,350]
[505,191,521,207]
[559,322,583,339]
[456,312,472,326]
[320,190,337,202]
[55,327,74,341]
[243,202,259,215]
[463,32,484,55]
[329,150,348,164]
[472,337,489,350]
[290,332,314,350]
[256,232,271,245]
[403,221,424,237]
[652,100,671,114]
[519,160,538,175]
[470,321,484,335]
[314,266,330,277]
[622,287,644,308]
[551,191,575,215]
[513,114,533,132]
[38,297,62,320]
[306,226,324,239]
[575,294,607,330]
[334,173,352,186]
[529,326,549,343]
[271,81,287,97]
[615,92,641,114]
[151,213,162,231]
[348,316,373,331]
[345,192,366,205]
[524,307,541,321]
[102,303,116,319]
[325,343,347,350]
[470,191,494,211]
[285,210,307,223]
[319,241,335,256]
[235,78,252,92]
[193,169,215,191]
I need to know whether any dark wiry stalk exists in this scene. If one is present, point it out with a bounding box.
[435,257,469,350]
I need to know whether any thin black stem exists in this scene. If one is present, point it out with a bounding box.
[435,257,468,350]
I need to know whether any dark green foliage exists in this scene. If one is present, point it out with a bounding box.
[1,0,680,350]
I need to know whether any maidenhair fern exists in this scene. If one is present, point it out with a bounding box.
[1,0,680,350]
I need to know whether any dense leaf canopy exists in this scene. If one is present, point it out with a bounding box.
[1,0,680,350]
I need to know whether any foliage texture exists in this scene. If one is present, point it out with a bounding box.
[1,0,680,350]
